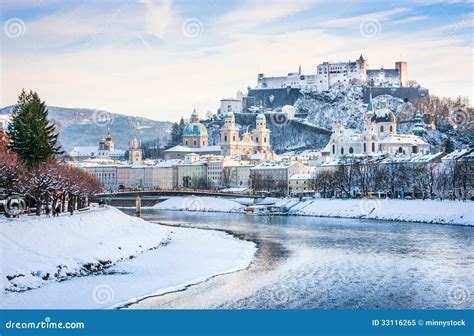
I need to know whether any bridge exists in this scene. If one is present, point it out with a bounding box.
[92,190,259,206]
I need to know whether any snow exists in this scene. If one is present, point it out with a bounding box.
[153,197,473,226]
[0,206,256,308]
[154,196,244,213]
[290,199,474,226]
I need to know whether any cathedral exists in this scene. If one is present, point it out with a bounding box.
[220,112,274,159]
[324,93,430,158]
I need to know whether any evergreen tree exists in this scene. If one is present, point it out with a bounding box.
[168,117,185,147]
[8,90,63,166]
[444,137,455,153]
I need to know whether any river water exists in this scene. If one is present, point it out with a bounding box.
[123,209,473,309]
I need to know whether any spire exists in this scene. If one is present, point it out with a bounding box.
[367,88,373,112]
[190,107,199,123]
[298,65,301,74]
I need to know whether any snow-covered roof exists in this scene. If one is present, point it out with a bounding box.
[442,148,471,161]
[378,134,428,145]
[69,146,124,156]
[289,174,314,180]
[251,161,297,170]
[164,145,221,153]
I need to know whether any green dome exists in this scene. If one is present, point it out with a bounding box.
[224,113,235,121]
[256,113,265,121]
[183,123,208,137]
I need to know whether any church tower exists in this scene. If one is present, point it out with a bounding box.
[220,113,239,157]
[129,137,143,165]
[251,113,271,154]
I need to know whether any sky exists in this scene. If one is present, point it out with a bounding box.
[0,0,473,122]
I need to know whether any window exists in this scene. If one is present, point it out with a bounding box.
[224,135,227,142]
[332,144,335,154]
[341,148,344,155]
[193,140,197,146]
[349,147,354,154]
[363,143,367,153]
[371,142,375,152]
[380,125,384,132]
[398,147,403,153]
[390,125,393,132]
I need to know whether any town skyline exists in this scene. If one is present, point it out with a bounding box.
[1,0,473,122]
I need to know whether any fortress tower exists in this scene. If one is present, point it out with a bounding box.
[395,61,408,87]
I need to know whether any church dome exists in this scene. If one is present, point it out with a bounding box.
[256,113,266,122]
[224,112,235,121]
[183,122,208,137]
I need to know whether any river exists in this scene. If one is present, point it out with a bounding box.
[123,209,473,309]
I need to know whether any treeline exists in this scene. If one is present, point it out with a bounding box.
[313,158,471,200]
[412,95,472,125]
[0,90,102,216]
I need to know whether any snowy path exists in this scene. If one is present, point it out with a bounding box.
[0,206,256,309]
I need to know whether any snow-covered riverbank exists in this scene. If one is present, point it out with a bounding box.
[0,206,256,309]
[152,196,474,226]
[290,199,474,226]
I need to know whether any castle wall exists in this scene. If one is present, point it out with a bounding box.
[362,87,429,103]
[246,88,302,110]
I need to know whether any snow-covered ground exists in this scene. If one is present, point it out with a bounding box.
[290,199,474,226]
[154,196,473,226]
[154,196,244,213]
[0,206,256,309]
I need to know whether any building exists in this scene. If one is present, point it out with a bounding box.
[164,109,221,160]
[367,61,408,87]
[153,161,176,190]
[289,173,315,196]
[223,164,254,188]
[220,112,273,159]
[176,161,208,188]
[254,55,408,93]
[250,162,311,195]
[315,55,368,91]
[128,137,143,165]
[324,95,430,159]
[81,164,118,191]
[220,91,244,115]
[69,131,125,161]
[183,109,208,148]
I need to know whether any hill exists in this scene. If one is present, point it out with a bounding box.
[0,106,172,151]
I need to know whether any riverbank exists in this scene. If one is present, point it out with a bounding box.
[290,199,473,226]
[153,196,474,226]
[0,206,256,308]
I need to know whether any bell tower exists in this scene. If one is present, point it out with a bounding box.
[129,137,143,165]
[251,113,271,154]
[220,113,239,157]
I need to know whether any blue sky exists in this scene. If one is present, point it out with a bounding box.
[1,0,472,121]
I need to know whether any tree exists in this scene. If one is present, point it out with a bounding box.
[168,117,185,147]
[444,137,455,153]
[8,90,62,166]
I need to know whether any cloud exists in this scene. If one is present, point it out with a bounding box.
[391,16,428,25]
[322,8,410,27]
[140,0,175,39]
[213,0,315,34]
